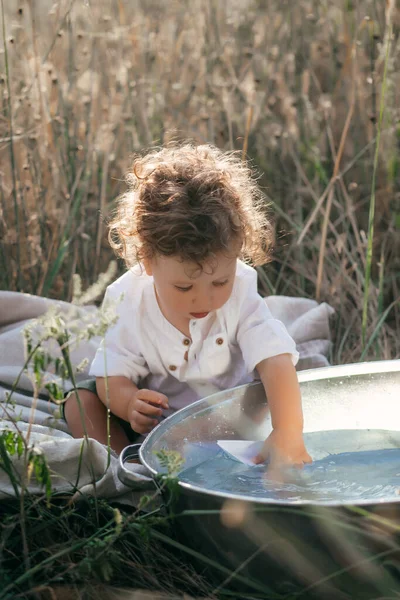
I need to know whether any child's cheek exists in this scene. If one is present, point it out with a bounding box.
[175,293,188,311]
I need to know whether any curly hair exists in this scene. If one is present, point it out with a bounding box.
[108,143,274,269]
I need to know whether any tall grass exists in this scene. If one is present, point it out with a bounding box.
[0,0,399,362]
[361,21,392,349]
[0,4,399,597]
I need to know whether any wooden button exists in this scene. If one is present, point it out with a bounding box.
[169,365,177,371]
[183,338,190,346]
[216,337,224,345]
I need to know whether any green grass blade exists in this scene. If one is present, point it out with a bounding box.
[360,299,399,361]
[361,25,392,348]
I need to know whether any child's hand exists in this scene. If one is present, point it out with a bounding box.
[128,389,169,434]
[253,428,312,475]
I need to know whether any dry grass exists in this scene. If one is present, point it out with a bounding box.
[0,0,399,363]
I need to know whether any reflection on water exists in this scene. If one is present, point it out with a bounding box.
[178,430,400,503]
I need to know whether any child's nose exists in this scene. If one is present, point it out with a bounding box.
[192,291,214,310]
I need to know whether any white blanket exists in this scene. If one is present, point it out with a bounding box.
[0,291,334,505]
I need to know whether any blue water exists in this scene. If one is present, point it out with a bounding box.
[178,435,400,503]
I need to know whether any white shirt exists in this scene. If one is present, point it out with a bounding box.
[89,260,298,417]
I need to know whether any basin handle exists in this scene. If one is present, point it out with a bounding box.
[118,443,157,491]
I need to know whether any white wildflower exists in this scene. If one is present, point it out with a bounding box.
[73,261,118,306]
[76,358,89,373]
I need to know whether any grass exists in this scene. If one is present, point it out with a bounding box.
[2,490,400,599]
[0,0,400,598]
[0,494,215,599]
[361,20,392,348]
[0,0,399,362]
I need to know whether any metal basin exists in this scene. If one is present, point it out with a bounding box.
[119,360,400,598]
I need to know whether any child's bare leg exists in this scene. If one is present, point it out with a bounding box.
[64,389,131,455]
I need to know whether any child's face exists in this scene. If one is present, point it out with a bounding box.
[144,252,237,326]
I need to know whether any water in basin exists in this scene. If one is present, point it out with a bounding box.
[177,429,400,503]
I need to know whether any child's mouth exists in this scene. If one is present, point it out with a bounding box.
[190,312,209,319]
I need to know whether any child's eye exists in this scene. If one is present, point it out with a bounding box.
[175,285,193,292]
[213,280,229,287]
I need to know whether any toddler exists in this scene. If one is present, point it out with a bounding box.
[64,143,312,470]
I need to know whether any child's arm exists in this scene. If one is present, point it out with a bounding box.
[254,354,312,468]
[96,376,169,435]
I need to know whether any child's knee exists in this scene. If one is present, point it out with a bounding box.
[64,389,101,420]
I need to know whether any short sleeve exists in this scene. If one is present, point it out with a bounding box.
[236,267,299,372]
[89,280,149,384]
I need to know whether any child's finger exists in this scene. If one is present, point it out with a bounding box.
[266,461,293,484]
[293,461,305,470]
[253,446,270,465]
[130,411,158,433]
[134,399,163,417]
[137,389,169,409]
[303,452,313,464]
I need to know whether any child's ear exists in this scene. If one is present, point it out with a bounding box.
[142,258,153,276]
